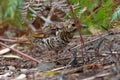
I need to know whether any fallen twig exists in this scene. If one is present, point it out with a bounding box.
[62,63,114,76]
[0,42,39,63]
[67,0,86,65]
[70,32,111,50]
[0,44,17,55]
[42,6,55,29]
[0,37,31,44]
[50,65,71,72]
[81,72,111,80]
[0,38,17,43]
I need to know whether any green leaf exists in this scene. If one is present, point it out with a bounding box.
[3,8,10,18]
[111,6,120,22]
[0,7,2,19]
[9,7,15,19]
[17,0,23,7]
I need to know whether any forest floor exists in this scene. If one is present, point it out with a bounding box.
[0,27,120,80]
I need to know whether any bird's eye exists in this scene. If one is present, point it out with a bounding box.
[72,24,75,26]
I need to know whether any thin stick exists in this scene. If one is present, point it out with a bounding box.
[0,42,39,63]
[67,0,86,63]
[0,38,17,43]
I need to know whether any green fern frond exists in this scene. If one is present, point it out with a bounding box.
[111,6,120,22]
[0,0,23,28]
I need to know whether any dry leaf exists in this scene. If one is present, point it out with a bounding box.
[2,54,21,59]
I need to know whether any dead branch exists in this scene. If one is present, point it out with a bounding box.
[67,0,86,64]
[0,44,17,55]
[0,38,17,43]
[0,42,39,63]
[51,65,71,71]
[0,37,31,44]
[70,32,111,50]
[81,72,111,80]
[42,6,55,29]
[40,63,113,78]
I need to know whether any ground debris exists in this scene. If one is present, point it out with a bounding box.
[0,28,120,80]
